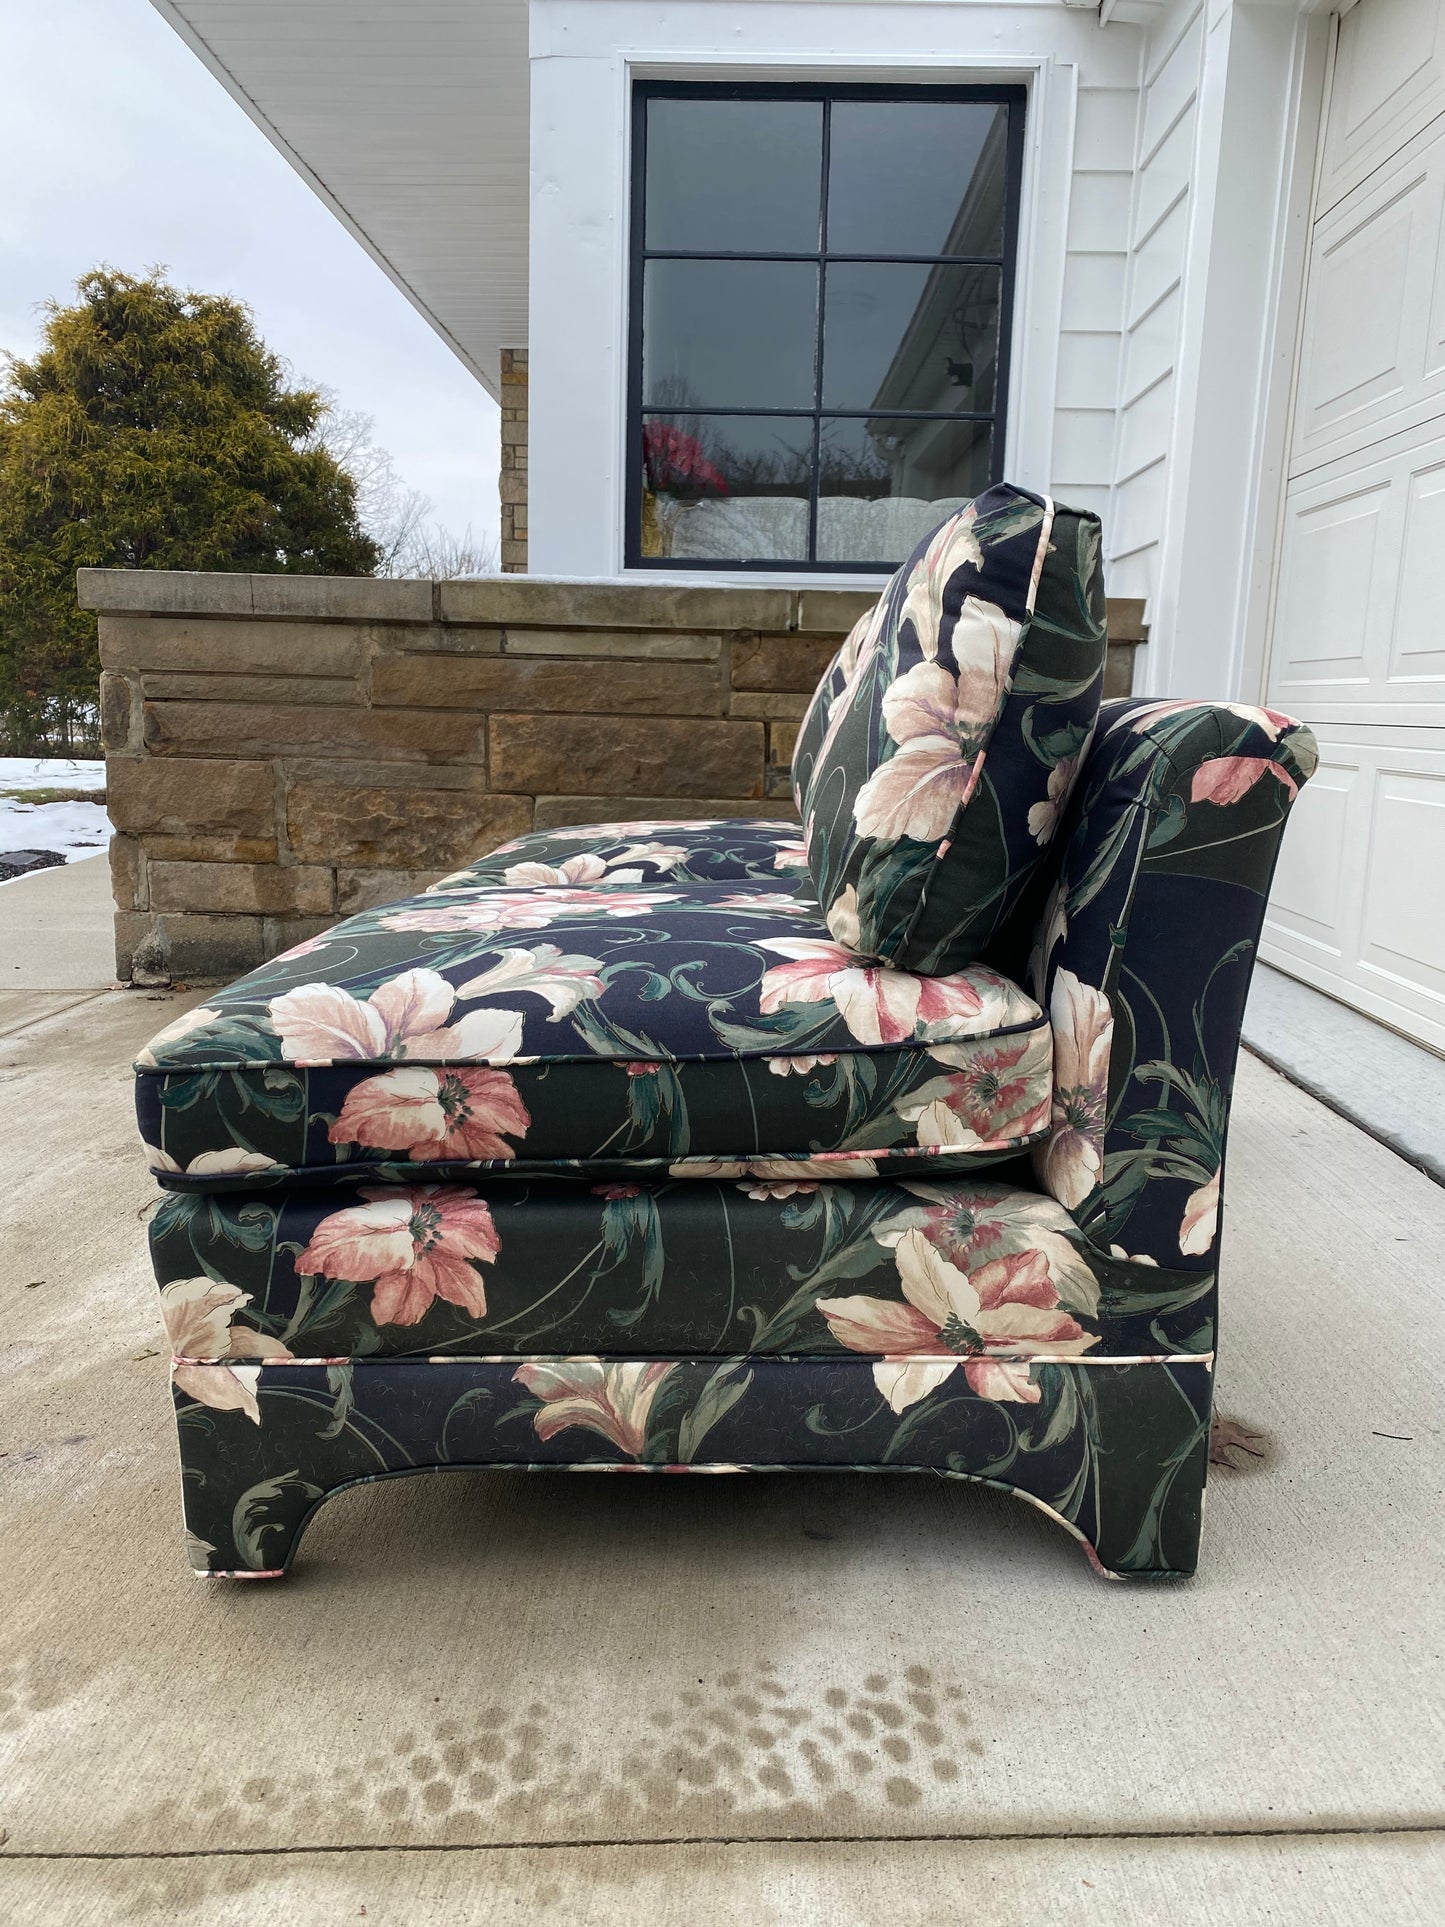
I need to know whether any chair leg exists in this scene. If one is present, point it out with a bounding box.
[173,1365,413,1578]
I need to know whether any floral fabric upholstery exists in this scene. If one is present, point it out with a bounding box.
[795,484,1107,975]
[133,522,1317,1585]
[458,816,808,888]
[1030,699,1319,1269]
[160,1173,1214,1578]
[135,828,1053,1192]
[152,1173,1212,1360]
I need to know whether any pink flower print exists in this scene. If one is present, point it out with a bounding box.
[770,841,810,871]
[757,937,988,1047]
[329,1065,530,1162]
[896,1038,1051,1150]
[513,1358,677,1458]
[898,505,984,658]
[1038,970,1113,1209]
[454,944,605,1018]
[295,1185,501,1327]
[161,1278,293,1425]
[268,968,523,1067]
[1179,1169,1220,1256]
[817,1229,1097,1413]
[1190,758,1298,807]
[1026,754,1081,845]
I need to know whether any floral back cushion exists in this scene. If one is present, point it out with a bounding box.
[795,485,1108,974]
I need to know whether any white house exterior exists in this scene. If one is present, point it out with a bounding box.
[152,0,1445,1053]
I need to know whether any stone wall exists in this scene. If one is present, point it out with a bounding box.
[79,568,1146,983]
[498,349,527,573]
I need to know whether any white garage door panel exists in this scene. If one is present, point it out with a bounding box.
[1291,115,1445,473]
[1262,730,1445,1053]
[1265,0,1445,1054]
[1392,460,1445,684]
[1319,0,1445,213]
[1271,421,1445,724]
[1360,771,1445,1002]
[1271,483,1382,693]
[1264,758,1359,953]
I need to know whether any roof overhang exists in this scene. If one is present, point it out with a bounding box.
[150,1,529,398]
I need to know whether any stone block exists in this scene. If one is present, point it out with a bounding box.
[370,653,722,717]
[109,834,146,911]
[106,757,275,838]
[765,767,795,800]
[1106,597,1148,644]
[115,910,266,985]
[794,588,880,633]
[148,862,334,917]
[263,916,340,962]
[731,635,839,694]
[728,691,812,721]
[1104,641,1137,700]
[98,615,368,676]
[143,835,279,864]
[336,868,447,915]
[768,719,801,765]
[273,758,489,792]
[286,782,532,867]
[100,672,139,751]
[490,714,764,799]
[83,570,433,623]
[532,794,800,832]
[139,672,359,706]
[247,575,432,621]
[83,571,254,617]
[142,702,485,764]
[501,629,719,661]
[368,625,503,657]
[439,578,793,632]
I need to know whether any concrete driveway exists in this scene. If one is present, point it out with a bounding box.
[1,863,1442,1923]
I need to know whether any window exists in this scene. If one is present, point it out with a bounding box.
[627,82,1026,573]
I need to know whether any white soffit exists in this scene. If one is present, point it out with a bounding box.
[149,2,529,399]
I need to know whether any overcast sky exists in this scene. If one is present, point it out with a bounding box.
[0,0,500,554]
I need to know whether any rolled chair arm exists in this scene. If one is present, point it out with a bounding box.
[1030,697,1318,1269]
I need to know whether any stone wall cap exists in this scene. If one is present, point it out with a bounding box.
[440,577,799,631]
[77,570,433,620]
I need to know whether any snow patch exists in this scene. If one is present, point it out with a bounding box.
[0,757,111,886]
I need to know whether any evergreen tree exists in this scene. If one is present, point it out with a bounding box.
[0,268,381,749]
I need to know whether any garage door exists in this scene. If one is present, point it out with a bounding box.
[1263,0,1445,1054]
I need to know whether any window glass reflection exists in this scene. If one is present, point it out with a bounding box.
[822,263,1001,413]
[827,102,1008,257]
[646,98,823,252]
[641,415,813,561]
[814,417,994,564]
[643,259,819,411]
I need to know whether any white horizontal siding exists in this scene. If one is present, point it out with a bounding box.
[1075,84,1142,172]
[1106,0,1205,613]
[1056,331,1122,408]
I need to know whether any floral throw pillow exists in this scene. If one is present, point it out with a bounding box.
[795,484,1107,974]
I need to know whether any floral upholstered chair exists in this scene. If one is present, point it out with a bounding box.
[135,486,1316,1581]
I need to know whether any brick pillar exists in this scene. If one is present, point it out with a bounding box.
[499,348,528,573]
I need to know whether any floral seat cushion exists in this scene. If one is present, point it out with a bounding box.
[152,1169,1210,1369]
[795,484,1108,974]
[136,850,1053,1191]
[456,815,809,888]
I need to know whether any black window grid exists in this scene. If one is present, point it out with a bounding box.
[625,79,1027,574]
